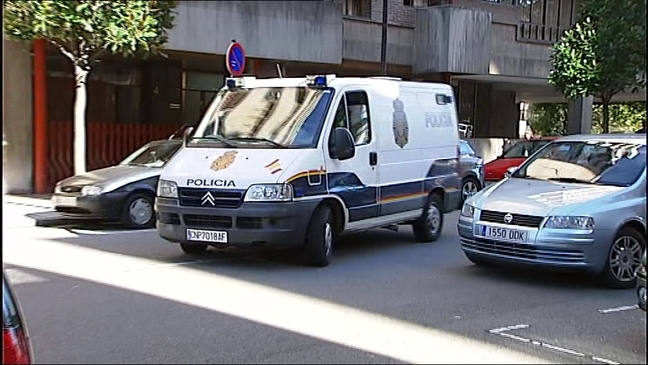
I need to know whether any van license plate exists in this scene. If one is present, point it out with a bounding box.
[186,229,228,243]
[478,225,528,243]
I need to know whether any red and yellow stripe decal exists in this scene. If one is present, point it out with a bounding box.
[285,169,327,183]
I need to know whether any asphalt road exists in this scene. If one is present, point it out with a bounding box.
[3,212,646,364]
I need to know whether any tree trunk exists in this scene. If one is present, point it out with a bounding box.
[73,65,89,175]
[601,97,611,134]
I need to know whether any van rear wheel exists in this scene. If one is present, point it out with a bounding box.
[412,193,444,242]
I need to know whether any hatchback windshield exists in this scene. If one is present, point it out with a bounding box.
[120,141,182,168]
[191,87,333,148]
[503,140,551,158]
[513,140,646,187]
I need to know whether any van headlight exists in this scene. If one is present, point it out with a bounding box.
[157,179,178,198]
[244,184,293,202]
[81,185,103,196]
[544,216,594,230]
[460,203,475,217]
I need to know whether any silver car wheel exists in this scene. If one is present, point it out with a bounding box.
[324,222,333,257]
[462,180,479,200]
[129,198,153,226]
[609,235,643,282]
[427,204,441,236]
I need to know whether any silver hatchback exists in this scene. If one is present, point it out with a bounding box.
[458,134,646,288]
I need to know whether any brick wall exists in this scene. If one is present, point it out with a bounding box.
[370,0,416,27]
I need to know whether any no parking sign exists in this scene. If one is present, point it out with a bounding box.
[225,41,246,77]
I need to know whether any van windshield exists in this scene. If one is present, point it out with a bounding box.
[191,87,333,148]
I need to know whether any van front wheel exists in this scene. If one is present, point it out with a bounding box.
[412,194,444,242]
[304,205,334,267]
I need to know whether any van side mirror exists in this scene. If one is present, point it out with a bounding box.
[504,166,518,178]
[329,127,356,161]
[182,127,194,147]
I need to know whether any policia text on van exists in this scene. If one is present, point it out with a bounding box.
[155,75,463,266]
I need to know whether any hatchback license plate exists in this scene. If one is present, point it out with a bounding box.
[52,195,77,207]
[478,225,528,243]
[186,229,228,243]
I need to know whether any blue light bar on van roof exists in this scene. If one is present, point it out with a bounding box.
[306,74,336,88]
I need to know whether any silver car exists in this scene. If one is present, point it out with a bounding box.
[458,134,646,288]
[51,139,183,228]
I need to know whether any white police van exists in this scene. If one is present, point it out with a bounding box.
[156,75,462,266]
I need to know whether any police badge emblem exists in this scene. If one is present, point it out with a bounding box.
[392,98,409,148]
[210,150,238,171]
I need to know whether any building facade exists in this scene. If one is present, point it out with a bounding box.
[3,0,645,193]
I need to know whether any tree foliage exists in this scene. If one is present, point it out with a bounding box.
[548,0,646,132]
[3,0,177,69]
[529,102,646,136]
[3,0,177,175]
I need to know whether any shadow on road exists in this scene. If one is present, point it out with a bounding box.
[4,265,405,364]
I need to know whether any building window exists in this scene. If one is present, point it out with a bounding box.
[344,0,370,17]
[403,0,444,6]
[182,71,224,126]
[480,0,517,4]
[519,0,573,27]
[518,0,575,43]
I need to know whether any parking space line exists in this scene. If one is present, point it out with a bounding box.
[488,324,620,365]
[597,305,638,314]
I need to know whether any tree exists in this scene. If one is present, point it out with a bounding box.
[548,0,646,133]
[3,0,177,174]
[529,102,646,136]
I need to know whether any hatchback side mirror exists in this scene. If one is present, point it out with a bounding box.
[504,166,518,178]
[182,127,194,147]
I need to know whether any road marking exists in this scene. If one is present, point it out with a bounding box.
[597,305,638,314]
[4,239,551,365]
[67,228,157,235]
[488,324,620,365]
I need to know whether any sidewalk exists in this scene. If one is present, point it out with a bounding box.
[2,194,70,228]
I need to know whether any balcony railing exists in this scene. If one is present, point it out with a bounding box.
[516,22,568,44]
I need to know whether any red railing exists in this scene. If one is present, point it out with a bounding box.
[48,121,181,190]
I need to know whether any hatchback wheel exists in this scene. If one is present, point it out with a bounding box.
[122,193,155,228]
[601,227,645,289]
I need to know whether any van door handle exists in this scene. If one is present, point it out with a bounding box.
[369,152,378,166]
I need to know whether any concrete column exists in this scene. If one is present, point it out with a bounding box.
[567,96,593,135]
[2,37,34,194]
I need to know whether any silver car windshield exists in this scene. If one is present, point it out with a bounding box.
[191,87,333,149]
[514,141,646,187]
[120,141,182,168]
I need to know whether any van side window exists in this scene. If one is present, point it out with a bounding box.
[329,97,349,152]
[333,98,348,129]
[345,91,371,145]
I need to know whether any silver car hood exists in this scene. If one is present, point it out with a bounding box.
[57,165,161,191]
[473,178,623,216]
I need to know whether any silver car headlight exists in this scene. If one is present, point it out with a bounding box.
[460,203,475,217]
[157,179,178,198]
[244,184,293,202]
[81,185,103,196]
[544,216,594,230]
